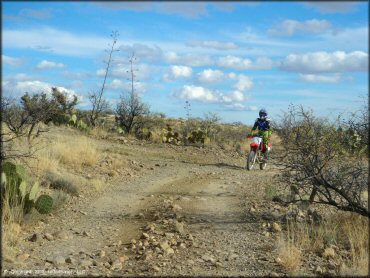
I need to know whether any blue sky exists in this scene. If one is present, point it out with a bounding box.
[2,1,368,124]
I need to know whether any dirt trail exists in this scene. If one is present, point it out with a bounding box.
[3,142,284,277]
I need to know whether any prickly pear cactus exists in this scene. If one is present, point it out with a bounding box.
[23,194,34,214]
[28,182,40,201]
[1,172,6,186]
[34,195,53,214]
[18,181,28,199]
[69,114,77,125]
[2,161,29,187]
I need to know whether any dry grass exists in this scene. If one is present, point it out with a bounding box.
[2,189,25,263]
[89,127,109,139]
[276,222,302,274]
[51,136,100,167]
[339,214,369,276]
[27,148,60,178]
[279,212,369,275]
[90,178,105,192]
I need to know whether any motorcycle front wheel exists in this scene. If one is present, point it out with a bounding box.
[246,150,257,170]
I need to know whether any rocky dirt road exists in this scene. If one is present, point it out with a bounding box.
[3,140,285,277]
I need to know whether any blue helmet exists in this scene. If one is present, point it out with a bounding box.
[259,108,267,120]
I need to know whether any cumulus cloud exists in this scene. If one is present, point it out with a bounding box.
[217,55,274,70]
[299,74,343,83]
[176,84,250,105]
[234,74,253,91]
[268,19,332,37]
[186,40,238,50]
[171,65,193,78]
[36,60,65,70]
[164,51,214,67]
[197,69,224,83]
[2,79,80,100]
[2,55,24,67]
[177,85,219,102]
[280,51,368,73]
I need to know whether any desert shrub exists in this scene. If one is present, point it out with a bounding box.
[276,105,369,218]
[115,92,149,134]
[45,171,79,196]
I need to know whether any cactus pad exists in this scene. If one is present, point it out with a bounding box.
[23,194,34,214]
[29,182,40,201]
[19,181,28,199]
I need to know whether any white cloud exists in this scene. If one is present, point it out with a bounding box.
[186,40,238,50]
[163,65,193,82]
[177,85,219,102]
[268,19,332,37]
[217,55,274,70]
[96,63,159,82]
[176,84,249,104]
[171,65,193,78]
[304,2,359,13]
[224,103,257,111]
[36,60,65,70]
[119,43,163,62]
[3,27,108,57]
[2,55,24,67]
[234,74,253,91]
[164,51,214,67]
[106,78,147,93]
[197,69,224,83]
[4,73,38,82]
[2,79,80,100]
[217,55,252,70]
[96,69,106,77]
[280,51,368,73]
[299,74,343,83]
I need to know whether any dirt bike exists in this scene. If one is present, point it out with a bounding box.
[246,134,271,170]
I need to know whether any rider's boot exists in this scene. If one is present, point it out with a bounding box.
[262,148,269,161]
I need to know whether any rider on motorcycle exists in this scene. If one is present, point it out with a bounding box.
[250,108,272,160]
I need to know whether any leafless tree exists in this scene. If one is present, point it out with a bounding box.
[1,93,53,160]
[115,52,149,133]
[88,31,119,127]
[275,104,369,218]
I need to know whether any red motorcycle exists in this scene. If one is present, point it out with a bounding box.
[246,134,271,170]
